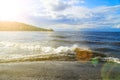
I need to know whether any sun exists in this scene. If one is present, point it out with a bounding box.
[0,0,22,21]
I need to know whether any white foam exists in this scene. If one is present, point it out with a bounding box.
[0,41,79,59]
[102,57,120,64]
[0,41,79,54]
[0,41,120,64]
[0,44,78,60]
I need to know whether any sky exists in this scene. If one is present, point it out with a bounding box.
[0,0,120,31]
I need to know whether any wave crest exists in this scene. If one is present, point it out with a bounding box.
[0,41,120,64]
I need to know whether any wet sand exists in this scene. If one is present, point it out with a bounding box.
[0,61,119,80]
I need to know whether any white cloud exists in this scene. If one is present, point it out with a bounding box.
[26,0,120,30]
[38,0,85,11]
[114,24,120,28]
[31,0,86,19]
[0,0,119,30]
[39,0,70,11]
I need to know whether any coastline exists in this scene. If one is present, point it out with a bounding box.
[0,48,119,64]
[0,48,119,80]
[0,21,54,31]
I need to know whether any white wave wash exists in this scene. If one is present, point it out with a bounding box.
[0,41,80,60]
[0,41,91,54]
[0,41,120,64]
[0,41,79,53]
[102,57,120,64]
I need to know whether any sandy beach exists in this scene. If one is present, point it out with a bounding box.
[0,61,119,80]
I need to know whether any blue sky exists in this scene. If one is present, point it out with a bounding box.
[84,0,120,7]
[0,0,120,31]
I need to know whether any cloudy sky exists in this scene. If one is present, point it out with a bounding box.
[0,0,120,31]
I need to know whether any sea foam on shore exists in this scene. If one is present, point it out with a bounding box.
[0,43,119,63]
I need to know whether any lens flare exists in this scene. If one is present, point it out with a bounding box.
[101,63,120,80]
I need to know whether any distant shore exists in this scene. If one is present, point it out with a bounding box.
[0,21,54,31]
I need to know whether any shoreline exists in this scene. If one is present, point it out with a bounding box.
[0,49,119,64]
[0,61,119,80]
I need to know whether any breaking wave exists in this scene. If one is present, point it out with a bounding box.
[101,57,120,64]
[0,41,81,54]
[0,41,120,64]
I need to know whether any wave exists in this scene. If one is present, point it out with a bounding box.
[0,41,79,54]
[0,54,119,64]
[51,35,70,39]
[94,47,119,52]
[0,41,120,64]
[0,54,76,63]
[111,42,120,46]
[52,39,108,44]
[101,57,120,64]
[0,41,91,52]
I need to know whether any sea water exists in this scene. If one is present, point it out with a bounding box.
[0,31,120,60]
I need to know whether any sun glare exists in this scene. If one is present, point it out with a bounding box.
[0,0,22,21]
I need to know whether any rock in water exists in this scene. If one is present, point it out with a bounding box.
[74,48,93,61]
[74,48,106,61]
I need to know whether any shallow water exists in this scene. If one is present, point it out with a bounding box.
[0,31,120,60]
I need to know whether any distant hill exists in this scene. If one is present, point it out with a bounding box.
[0,22,53,31]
